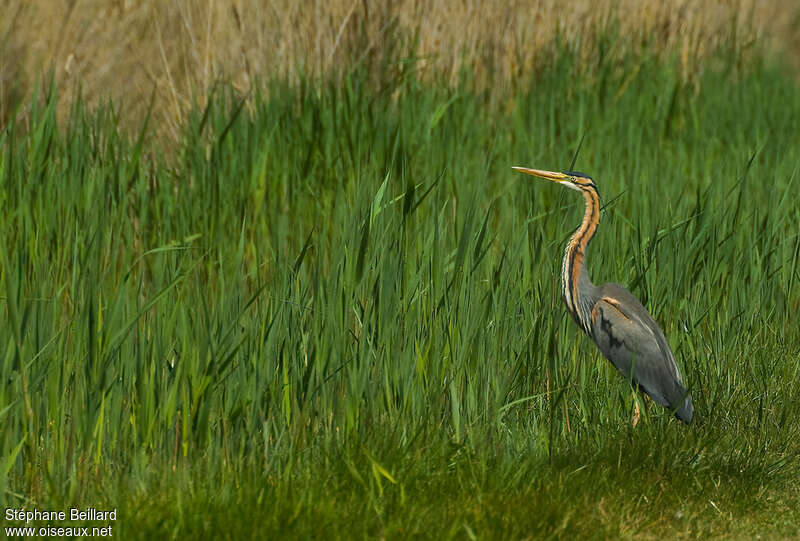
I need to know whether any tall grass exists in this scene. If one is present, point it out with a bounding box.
[3,0,797,139]
[2,42,800,537]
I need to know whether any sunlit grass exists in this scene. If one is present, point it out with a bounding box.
[2,42,800,538]
[3,0,797,139]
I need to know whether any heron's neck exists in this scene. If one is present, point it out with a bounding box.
[561,188,600,333]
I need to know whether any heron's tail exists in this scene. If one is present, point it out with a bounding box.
[674,392,694,424]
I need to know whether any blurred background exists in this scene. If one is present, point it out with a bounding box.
[2,0,799,140]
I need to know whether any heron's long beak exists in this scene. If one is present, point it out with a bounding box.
[511,167,568,183]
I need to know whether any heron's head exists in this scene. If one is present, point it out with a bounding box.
[512,167,596,193]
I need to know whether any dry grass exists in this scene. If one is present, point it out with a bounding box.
[1,0,798,140]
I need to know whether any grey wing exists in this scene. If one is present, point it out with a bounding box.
[590,283,693,422]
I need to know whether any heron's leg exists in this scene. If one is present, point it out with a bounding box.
[631,391,652,427]
[631,388,648,427]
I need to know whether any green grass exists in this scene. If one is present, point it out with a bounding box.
[2,43,800,539]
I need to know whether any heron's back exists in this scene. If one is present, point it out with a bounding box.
[591,282,694,423]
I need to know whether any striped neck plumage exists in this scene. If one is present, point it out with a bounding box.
[561,186,600,334]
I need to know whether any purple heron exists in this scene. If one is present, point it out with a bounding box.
[513,167,693,424]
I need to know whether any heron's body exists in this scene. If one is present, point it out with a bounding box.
[513,167,694,423]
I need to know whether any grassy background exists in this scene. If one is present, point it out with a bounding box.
[2,0,799,140]
[2,11,800,541]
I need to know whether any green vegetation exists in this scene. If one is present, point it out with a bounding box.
[2,44,800,538]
